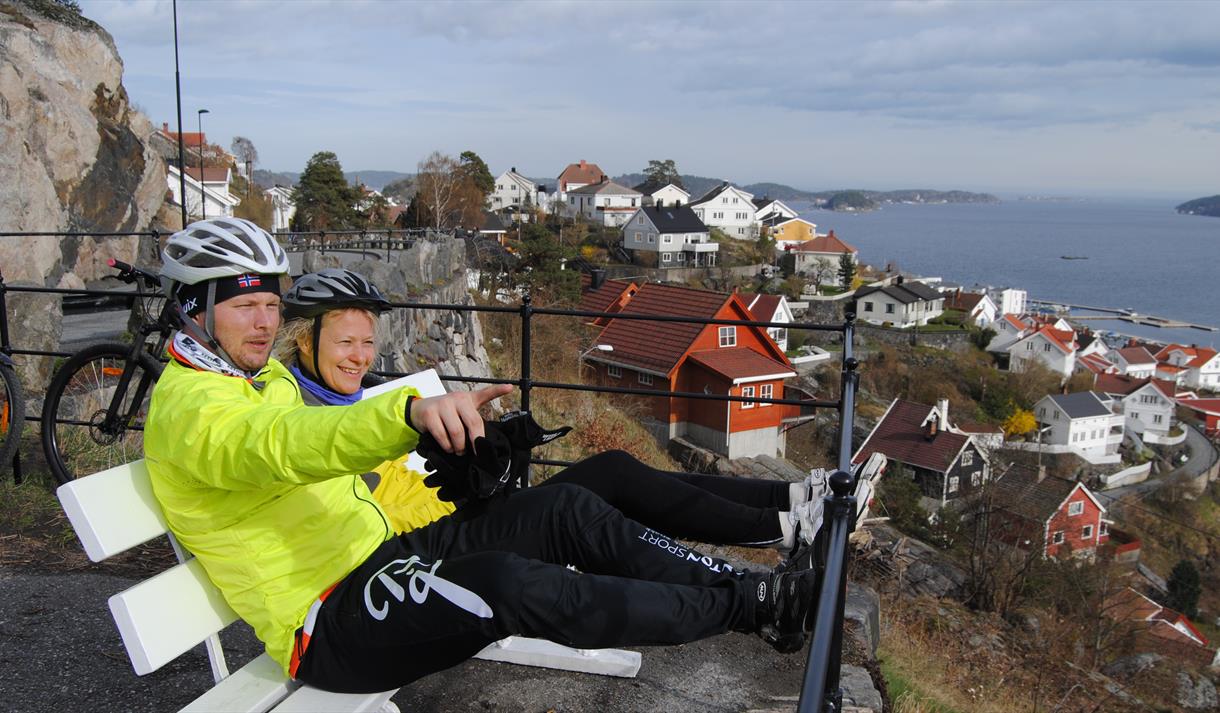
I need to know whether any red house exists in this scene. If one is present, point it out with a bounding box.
[991,464,1110,560]
[582,283,795,458]
[1105,587,1217,668]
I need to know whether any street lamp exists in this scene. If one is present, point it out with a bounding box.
[577,343,613,378]
[197,108,210,219]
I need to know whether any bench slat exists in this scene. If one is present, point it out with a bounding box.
[109,558,241,675]
[57,459,167,562]
[361,369,446,474]
[179,653,294,713]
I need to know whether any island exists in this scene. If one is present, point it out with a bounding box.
[1175,195,1220,218]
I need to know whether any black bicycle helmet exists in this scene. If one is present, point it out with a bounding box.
[283,268,392,320]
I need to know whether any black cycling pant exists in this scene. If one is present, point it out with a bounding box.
[295,483,763,693]
[541,450,789,547]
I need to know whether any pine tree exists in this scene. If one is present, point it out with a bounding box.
[643,159,683,189]
[1165,559,1201,618]
[837,252,857,288]
[291,151,360,231]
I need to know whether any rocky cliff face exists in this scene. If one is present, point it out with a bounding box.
[0,0,166,286]
[303,239,496,388]
[1,0,167,387]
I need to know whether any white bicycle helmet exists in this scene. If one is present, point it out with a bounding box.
[161,217,289,290]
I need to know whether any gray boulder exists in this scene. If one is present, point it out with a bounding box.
[1100,653,1163,680]
[843,583,881,657]
[840,664,883,712]
[1175,671,1218,711]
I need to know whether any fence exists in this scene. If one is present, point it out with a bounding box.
[1,228,863,712]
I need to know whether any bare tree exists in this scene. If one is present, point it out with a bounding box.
[413,151,484,230]
[231,136,259,197]
[807,256,835,288]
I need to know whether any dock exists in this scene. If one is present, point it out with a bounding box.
[1028,299,1217,332]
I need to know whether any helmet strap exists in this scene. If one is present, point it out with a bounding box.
[181,279,255,378]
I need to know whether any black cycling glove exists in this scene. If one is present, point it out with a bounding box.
[495,411,572,489]
[419,427,514,502]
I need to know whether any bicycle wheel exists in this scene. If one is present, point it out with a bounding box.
[41,342,163,484]
[1,361,25,472]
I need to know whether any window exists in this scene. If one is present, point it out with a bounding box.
[971,472,981,487]
[1153,414,1163,424]
[1068,501,1084,516]
[677,252,686,262]
[948,476,959,493]
[634,231,641,242]
[885,303,895,314]
[1038,407,1045,417]
[1026,342,1034,351]
[759,383,773,407]
[662,235,672,244]
[864,302,874,312]
[607,365,622,379]
[1052,531,1065,545]
[962,451,973,466]
[569,197,575,205]
[718,326,736,347]
[1100,522,1109,536]
[662,253,671,263]
[1053,409,1060,420]
[1044,343,1052,352]
[1082,524,1093,539]
[741,385,755,409]
[647,233,655,243]
[638,372,653,385]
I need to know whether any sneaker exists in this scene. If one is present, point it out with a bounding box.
[800,467,831,505]
[755,567,819,653]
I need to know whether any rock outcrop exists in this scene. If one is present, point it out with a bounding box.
[343,239,494,389]
[1,0,166,284]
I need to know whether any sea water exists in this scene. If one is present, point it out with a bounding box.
[793,198,1220,348]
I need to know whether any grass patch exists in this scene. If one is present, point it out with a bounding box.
[881,658,962,713]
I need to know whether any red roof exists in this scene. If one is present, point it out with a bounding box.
[1096,373,1175,399]
[742,293,782,323]
[944,291,984,312]
[686,347,794,382]
[851,399,970,473]
[1079,353,1115,374]
[185,166,230,183]
[1156,343,1219,368]
[557,160,606,191]
[593,283,733,375]
[578,274,636,319]
[1178,398,1220,416]
[1117,346,1156,364]
[992,465,1096,524]
[160,123,205,147]
[1042,327,1076,353]
[791,230,857,255]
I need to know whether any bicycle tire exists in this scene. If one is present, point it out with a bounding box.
[41,342,163,484]
[0,362,25,473]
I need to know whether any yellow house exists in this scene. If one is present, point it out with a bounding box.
[764,217,818,248]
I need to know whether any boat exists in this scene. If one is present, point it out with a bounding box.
[1060,255,1089,260]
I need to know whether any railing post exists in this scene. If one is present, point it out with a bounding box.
[837,303,858,474]
[519,292,533,414]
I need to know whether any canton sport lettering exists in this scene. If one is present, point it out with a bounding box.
[638,527,735,574]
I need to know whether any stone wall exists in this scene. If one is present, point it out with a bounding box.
[857,324,973,351]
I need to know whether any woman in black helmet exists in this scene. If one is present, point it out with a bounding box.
[276,268,833,551]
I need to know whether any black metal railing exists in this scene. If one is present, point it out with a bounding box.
[0,229,860,712]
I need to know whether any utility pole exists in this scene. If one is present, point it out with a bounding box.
[171,0,186,228]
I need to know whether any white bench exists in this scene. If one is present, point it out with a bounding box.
[364,370,641,678]
[57,459,400,713]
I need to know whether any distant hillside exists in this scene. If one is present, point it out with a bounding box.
[253,169,412,192]
[612,173,998,208]
[1175,194,1220,218]
[824,190,878,212]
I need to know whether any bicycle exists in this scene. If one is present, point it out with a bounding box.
[1,268,26,474]
[40,259,177,484]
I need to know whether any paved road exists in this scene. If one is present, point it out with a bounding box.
[1095,424,1218,505]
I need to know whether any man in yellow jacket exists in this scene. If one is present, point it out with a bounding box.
[145,217,820,694]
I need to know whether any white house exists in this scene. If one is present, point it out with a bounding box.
[743,292,794,352]
[488,168,539,221]
[943,289,997,327]
[1155,344,1220,391]
[621,206,718,267]
[789,231,858,279]
[567,180,643,227]
[752,197,798,223]
[265,185,296,233]
[997,288,1027,316]
[689,183,759,239]
[1111,346,1158,378]
[1096,374,1177,441]
[1034,392,1124,460]
[854,279,945,328]
[167,165,239,221]
[632,181,690,209]
[1008,327,1077,379]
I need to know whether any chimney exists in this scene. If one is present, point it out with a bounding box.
[926,413,939,440]
[162,122,169,132]
[937,398,950,425]
[827,229,835,239]
[579,160,587,168]
[591,268,606,290]
[896,275,905,285]
[511,166,517,173]
[1037,465,1047,482]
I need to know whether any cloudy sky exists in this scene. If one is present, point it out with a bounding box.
[81,0,1220,198]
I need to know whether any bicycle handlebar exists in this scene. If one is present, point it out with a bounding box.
[107,258,161,290]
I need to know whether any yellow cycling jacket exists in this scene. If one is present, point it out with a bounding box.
[144,358,420,675]
[369,457,455,534]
